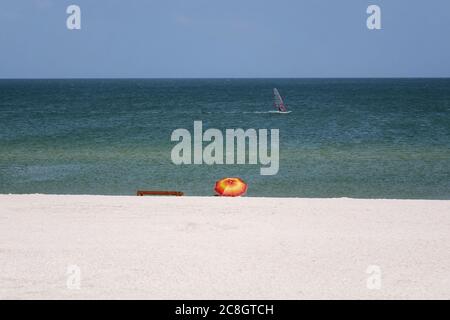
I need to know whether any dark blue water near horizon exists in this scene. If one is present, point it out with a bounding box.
[0,78,449,198]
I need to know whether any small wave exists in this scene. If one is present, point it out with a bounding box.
[244,111,292,114]
[243,111,271,114]
[202,111,280,114]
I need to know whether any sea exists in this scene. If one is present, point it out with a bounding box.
[0,78,449,198]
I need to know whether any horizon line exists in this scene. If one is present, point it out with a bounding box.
[1,76,450,80]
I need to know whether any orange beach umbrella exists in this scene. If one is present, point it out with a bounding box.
[214,177,248,197]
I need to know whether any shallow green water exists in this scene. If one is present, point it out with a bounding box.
[0,79,449,198]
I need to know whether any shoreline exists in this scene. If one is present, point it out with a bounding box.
[2,193,449,200]
[1,194,449,299]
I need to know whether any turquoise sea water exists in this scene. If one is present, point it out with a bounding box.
[0,79,449,198]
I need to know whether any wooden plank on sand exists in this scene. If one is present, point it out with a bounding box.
[136,190,184,196]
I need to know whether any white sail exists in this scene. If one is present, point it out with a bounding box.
[273,88,287,112]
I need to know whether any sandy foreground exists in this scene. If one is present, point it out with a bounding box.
[0,195,449,300]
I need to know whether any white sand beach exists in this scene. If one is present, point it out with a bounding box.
[0,194,449,300]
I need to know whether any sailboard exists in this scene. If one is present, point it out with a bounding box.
[272,88,291,114]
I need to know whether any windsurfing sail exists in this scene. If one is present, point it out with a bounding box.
[273,88,288,112]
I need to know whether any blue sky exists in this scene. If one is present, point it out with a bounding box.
[0,0,449,78]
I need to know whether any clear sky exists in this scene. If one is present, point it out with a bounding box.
[1,0,449,78]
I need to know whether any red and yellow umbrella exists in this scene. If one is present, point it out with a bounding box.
[214,177,248,197]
